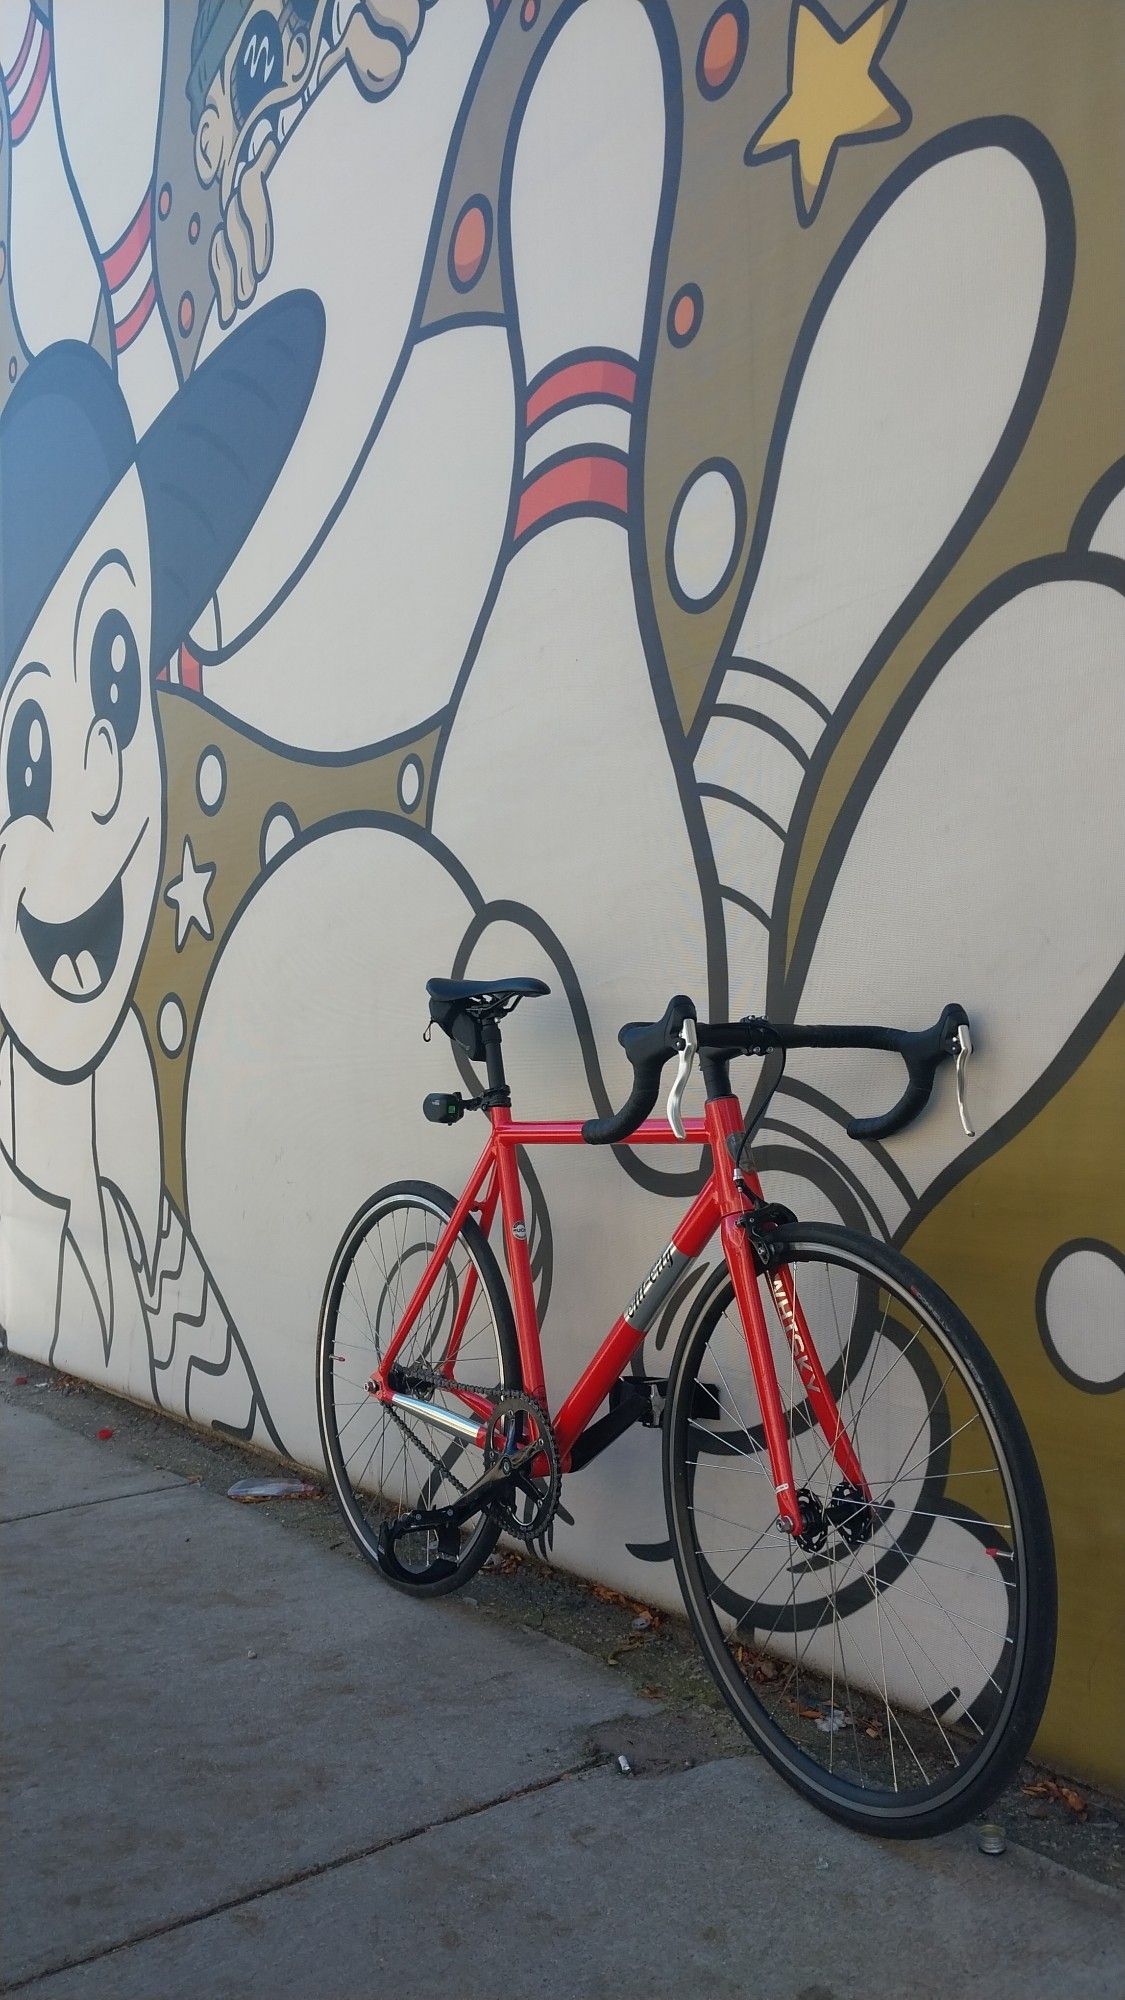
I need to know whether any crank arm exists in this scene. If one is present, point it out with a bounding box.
[383,1439,542,1542]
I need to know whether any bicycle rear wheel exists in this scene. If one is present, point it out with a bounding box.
[663,1223,1056,1837]
[317,1181,520,1596]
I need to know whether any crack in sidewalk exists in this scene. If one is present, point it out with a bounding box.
[2,1757,606,1993]
[1,1481,188,1526]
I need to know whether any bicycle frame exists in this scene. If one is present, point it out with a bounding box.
[373,1095,869,1536]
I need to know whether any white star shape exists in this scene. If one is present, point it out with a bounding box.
[164,835,216,950]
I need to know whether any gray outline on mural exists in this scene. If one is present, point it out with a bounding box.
[1035,1239,1125,1397]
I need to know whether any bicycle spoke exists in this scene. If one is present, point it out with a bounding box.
[671,1233,1037,1818]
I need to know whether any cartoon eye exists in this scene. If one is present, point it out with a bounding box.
[5,700,52,823]
[231,11,284,128]
[90,609,141,748]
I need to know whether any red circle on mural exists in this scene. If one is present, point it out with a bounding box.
[448,197,493,293]
[521,0,539,24]
[178,291,195,337]
[158,182,173,219]
[188,211,201,244]
[668,283,703,347]
[697,2,749,100]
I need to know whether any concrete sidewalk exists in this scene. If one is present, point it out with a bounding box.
[1,1399,1120,2000]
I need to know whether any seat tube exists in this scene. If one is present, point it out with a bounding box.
[491,1108,547,1404]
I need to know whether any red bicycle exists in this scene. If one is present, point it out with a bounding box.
[317,979,1055,1837]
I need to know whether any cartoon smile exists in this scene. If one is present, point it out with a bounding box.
[16,821,148,1004]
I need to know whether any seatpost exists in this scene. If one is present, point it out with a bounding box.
[480,1018,510,1105]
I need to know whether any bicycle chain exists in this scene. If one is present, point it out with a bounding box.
[381,1370,560,1544]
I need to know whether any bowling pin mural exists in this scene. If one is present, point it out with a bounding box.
[692,123,1075,1019]
[433,0,714,1109]
[0,0,101,354]
[49,0,181,439]
[1,0,1122,1780]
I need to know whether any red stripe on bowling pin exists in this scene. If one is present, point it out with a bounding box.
[101,188,158,353]
[525,353,637,431]
[514,449,629,542]
[3,6,37,93]
[5,12,50,144]
[514,349,636,541]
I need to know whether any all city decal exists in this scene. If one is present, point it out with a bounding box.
[623,1242,691,1333]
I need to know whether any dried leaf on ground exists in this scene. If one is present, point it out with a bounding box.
[607,1635,645,1666]
[734,1644,779,1683]
[1022,1778,1088,1819]
[485,1550,523,1575]
[589,1583,663,1628]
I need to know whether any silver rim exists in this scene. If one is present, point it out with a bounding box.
[673,1243,1028,1813]
[319,1195,509,1576]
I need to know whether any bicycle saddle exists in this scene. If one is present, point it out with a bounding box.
[426,977,550,1003]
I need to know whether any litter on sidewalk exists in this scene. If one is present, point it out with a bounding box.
[226,1477,322,1503]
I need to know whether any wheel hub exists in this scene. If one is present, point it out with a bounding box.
[825,1480,876,1549]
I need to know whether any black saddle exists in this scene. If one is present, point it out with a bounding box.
[426,977,550,1004]
[426,976,550,1060]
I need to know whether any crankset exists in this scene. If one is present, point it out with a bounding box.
[377,1391,561,1581]
[481,1392,561,1541]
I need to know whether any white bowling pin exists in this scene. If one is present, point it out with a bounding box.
[202,318,515,752]
[0,0,101,352]
[768,568,1125,1236]
[50,0,179,436]
[191,1,492,672]
[185,820,482,1453]
[433,0,709,1103]
[694,136,1061,1015]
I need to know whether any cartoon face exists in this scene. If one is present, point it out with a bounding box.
[0,471,163,1081]
[194,0,323,205]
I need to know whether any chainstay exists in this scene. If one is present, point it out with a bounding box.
[381,1371,559,1541]
[380,1366,507,1502]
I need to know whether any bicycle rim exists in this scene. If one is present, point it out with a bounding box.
[317,1184,517,1585]
[664,1225,1054,1833]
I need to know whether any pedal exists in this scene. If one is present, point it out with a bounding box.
[610,1375,668,1428]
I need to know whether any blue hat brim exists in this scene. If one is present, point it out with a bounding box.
[0,290,325,690]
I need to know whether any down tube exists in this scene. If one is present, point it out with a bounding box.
[553,1179,721,1460]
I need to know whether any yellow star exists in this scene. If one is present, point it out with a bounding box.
[746,0,911,225]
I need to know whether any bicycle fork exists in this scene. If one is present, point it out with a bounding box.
[691,1062,868,1543]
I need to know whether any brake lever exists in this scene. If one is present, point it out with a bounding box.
[666,1016,698,1139]
[954,1020,975,1138]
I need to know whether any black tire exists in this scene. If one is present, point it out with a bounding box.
[317,1181,520,1597]
[663,1224,1056,1837]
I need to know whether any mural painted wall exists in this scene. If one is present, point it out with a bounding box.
[0,0,1121,1784]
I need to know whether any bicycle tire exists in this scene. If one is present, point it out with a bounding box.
[317,1180,521,1597]
[663,1223,1056,1837]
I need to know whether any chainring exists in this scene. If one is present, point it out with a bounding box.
[482,1392,561,1542]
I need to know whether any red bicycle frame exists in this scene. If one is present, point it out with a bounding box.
[373,1094,868,1536]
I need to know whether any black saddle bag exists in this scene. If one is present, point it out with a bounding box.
[428,993,486,1062]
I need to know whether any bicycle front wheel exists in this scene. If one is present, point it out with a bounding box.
[663,1223,1056,1836]
[317,1181,520,1596]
